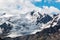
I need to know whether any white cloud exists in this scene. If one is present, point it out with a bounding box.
[0,0,41,15]
[41,6,60,14]
[34,0,42,2]
[56,0,60,2]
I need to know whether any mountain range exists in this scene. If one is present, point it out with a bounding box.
[0,11,60,40]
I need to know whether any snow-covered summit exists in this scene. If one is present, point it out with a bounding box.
[0,10,60,38]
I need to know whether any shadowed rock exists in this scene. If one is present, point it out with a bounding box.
[0,23,13,37]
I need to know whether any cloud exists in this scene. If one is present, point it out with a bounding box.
[41,6,60,14]
[0,0,41,14]
[56,0,60,2]
[0,0,59,15]
[34,0,42,2]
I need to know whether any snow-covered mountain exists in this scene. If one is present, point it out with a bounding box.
[0,10,60,38]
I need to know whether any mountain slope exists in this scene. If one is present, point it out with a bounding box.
[0,11,60,39]
[0,16,60,40]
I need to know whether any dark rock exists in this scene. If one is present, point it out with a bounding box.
[0,23,13,36]
[30,10,35,16]
[36,14,53,24]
